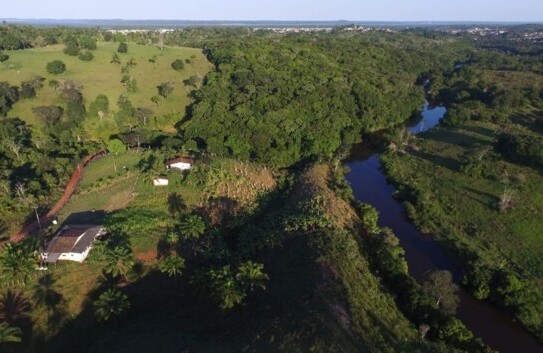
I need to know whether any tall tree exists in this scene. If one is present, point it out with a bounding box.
[107,139,127,173]
[14,182,41,228]
[422,270,459,315]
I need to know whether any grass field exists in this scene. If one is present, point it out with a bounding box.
[1,42,212,136]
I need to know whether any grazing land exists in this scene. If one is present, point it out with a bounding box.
[2,42,211,136]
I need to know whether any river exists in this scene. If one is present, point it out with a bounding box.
[345,101,543,353]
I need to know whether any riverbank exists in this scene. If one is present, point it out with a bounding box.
[345,104,543,352]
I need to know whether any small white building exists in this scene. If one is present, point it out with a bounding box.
[152,176,169,186]
[42,225,105,263]
[166,157,194,170]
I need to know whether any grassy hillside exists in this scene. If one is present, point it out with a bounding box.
[1,42,211,135]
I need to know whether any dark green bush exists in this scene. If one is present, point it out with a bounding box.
[78,51,94,61]
[46,60,66,75]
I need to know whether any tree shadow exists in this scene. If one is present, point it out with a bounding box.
[62,210,107,225]
[458,124,497,140]
[0,290,33,352]
[410,150,461,172]
[166,192,187,219]
[464,186,498,202]
[197,196,241,227]
[510,111,543,133]
[38,265,197,353]
[423,128,493,148]
[32,273,68,334]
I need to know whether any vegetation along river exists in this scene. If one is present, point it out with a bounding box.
[345,101,543,353]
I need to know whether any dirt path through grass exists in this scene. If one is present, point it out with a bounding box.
[10,150,107,242]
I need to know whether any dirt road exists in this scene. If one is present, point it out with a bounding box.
[10,150,106,243]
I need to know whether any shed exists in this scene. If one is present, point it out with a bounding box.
[166,157,194,170]
[152,176,169,186]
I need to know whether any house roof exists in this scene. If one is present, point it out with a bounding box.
[166,157,194,166]
[45,225,104,254]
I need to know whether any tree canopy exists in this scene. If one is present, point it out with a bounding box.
[183,35,463,167]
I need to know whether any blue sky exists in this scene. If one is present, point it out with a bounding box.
[4,0,543,21]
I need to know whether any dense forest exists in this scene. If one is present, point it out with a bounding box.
[1,23,543,353]
[182,33,469,167]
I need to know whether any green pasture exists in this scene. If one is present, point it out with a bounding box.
[1,42,211,135]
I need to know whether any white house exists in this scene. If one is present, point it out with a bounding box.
[152,176,169,186]
[166,157,194,170]
[42,225,105,263]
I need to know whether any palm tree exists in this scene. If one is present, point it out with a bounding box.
[179,214,206,240]
[209,265,246,310]
[0,322,22,343]
[163,231,179,247]
[159,255,185,287]
[0,243,36,287]
[0,290,31,325]
[102,246,135,283]
[93,288,130,325]
[236,261,269,292]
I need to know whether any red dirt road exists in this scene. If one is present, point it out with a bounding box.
[10,150,106,243]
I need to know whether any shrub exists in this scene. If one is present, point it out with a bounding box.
[19,82,36,99]
[46,60,66,75]
[117,42,128,54]
[63,40,80,56]
[78,51,94,61]
[171,59,185,71]
[0,54,9,62]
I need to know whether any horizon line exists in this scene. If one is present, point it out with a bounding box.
[3,18,543,24]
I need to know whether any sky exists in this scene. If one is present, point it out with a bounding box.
[4,0,543,22]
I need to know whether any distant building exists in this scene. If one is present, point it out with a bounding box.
[166,157,194,170]
[42,225,105,263]
[152,176,169,186]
